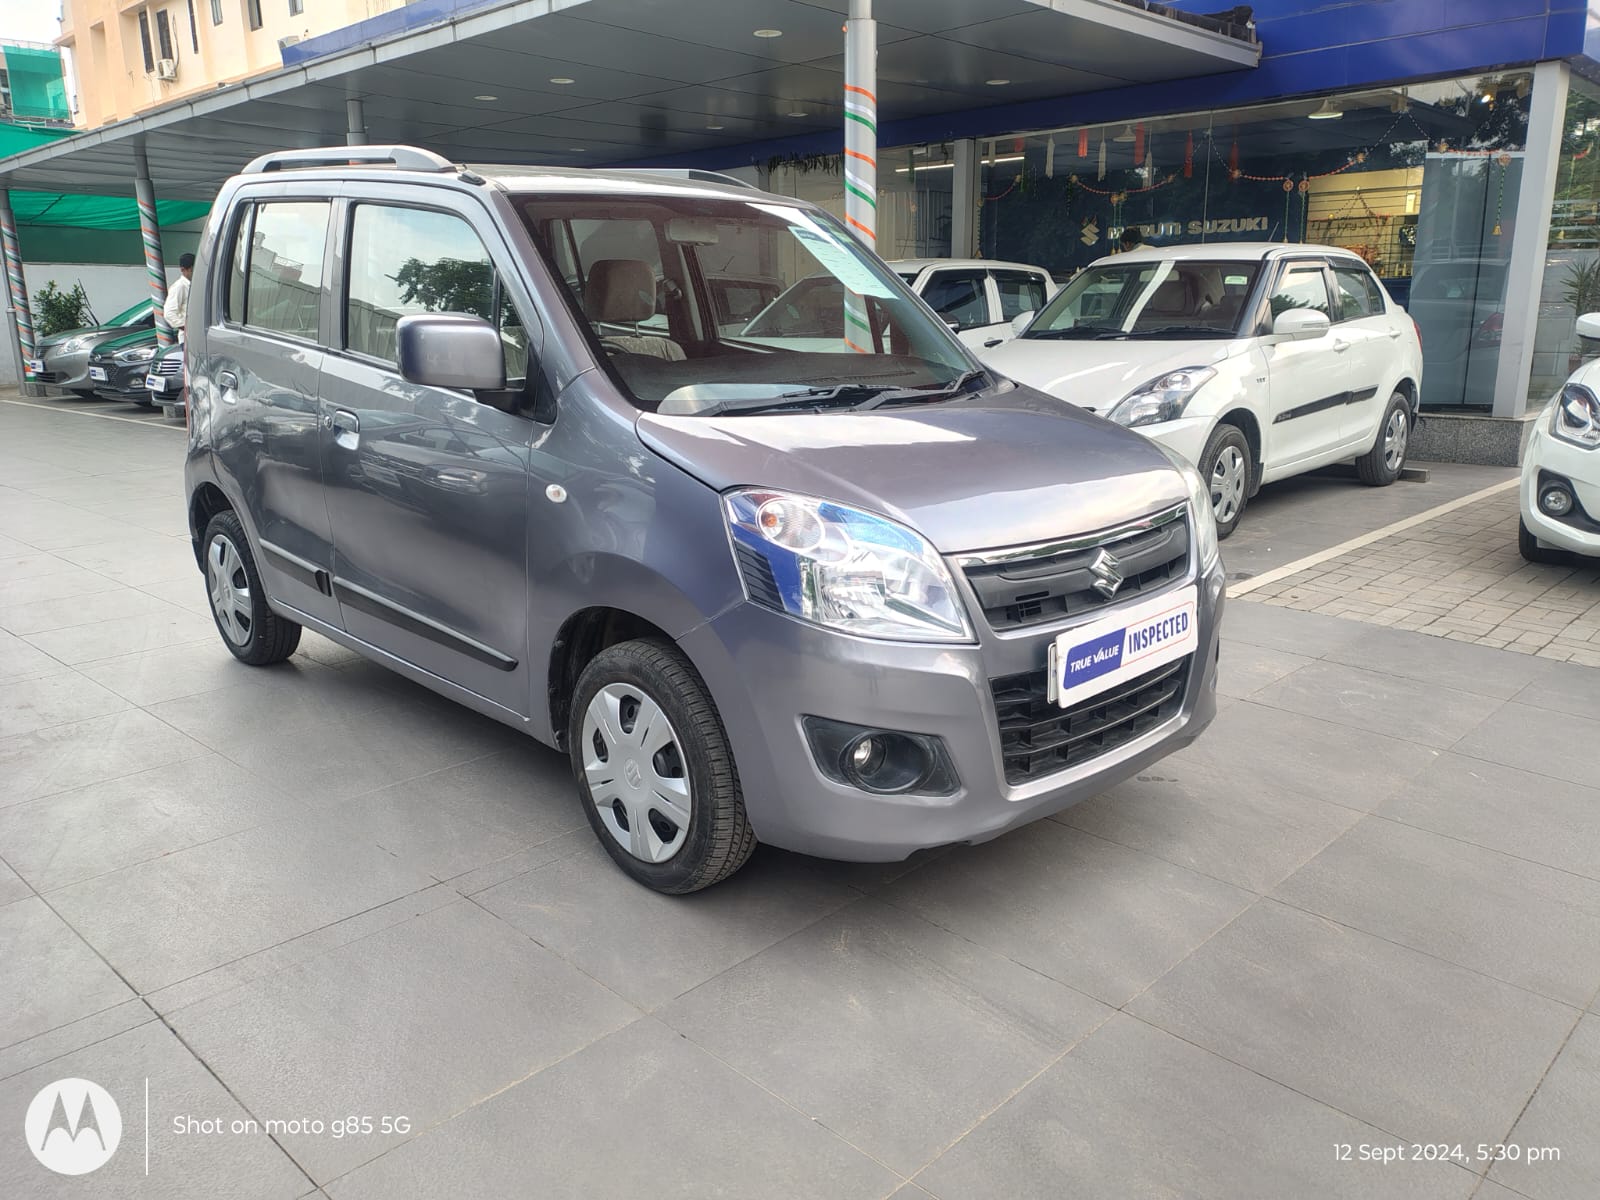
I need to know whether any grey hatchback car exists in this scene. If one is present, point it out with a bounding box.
[184,145,1224,892]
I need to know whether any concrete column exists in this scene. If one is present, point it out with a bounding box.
[0,188,36,392]
[950,138,980,258]
[1492,60,1568,418]
[133,144,173,349]
[842,0,877,247]
[346,98,367,146]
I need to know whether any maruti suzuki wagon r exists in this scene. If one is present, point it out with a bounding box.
[183,145,1224,892]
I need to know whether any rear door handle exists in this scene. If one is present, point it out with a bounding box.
[329,409,360,449]
[1332,340,1350,353]
[1387,329,1403,339]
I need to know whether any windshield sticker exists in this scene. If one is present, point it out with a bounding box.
[789,228,896,298]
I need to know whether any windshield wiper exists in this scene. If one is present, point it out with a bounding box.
[688,391,882,418]
[853,368,988,410]
[1024,325,1128,340]
[1123,325,1235,339]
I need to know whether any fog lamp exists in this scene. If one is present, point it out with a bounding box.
[1540,485,1574,517]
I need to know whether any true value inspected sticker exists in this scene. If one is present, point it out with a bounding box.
[1047,584,1199,709]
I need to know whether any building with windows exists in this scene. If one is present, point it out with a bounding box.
[57,0,409,129]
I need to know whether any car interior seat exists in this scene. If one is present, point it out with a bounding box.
[583,259,686,361]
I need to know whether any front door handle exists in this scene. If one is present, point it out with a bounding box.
[218,370,238,389]
[329,409,360,450]
[1332,340,1350,353]
[1387,329,1403,339]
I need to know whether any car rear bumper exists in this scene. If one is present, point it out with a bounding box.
[679,560,1224,861]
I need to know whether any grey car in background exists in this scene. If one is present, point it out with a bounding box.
[31,298,156,396]
[184,145,1224,893]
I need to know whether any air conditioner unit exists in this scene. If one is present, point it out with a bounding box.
[278,35,301,51]
[155,58,178,81]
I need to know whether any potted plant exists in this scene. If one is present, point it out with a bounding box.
[1563,257,1600,372]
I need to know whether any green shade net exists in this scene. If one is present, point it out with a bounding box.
[0,121,212,230]
[3,47,69,121]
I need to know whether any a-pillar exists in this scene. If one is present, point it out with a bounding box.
[0,187,37,393]
[133,144,172,349]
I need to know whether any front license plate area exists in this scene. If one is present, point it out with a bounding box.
[1048,585,1199,709]
[89,366,107,381]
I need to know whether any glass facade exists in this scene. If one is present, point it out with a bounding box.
[970,73,1532,409]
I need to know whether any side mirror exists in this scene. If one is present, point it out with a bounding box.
[1270,308,1331,342]
[395,313,505,391]
[1577,312,1600,340]
[1010,310,1035,336]
[942,316,963,332]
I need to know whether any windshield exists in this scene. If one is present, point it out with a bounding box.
[517,194,973,415]
[1025,260,1261,340]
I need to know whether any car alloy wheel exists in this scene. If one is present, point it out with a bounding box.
[207,532,254,647]
[1382,406,1409,472]
[580,682,693,864]
[1210,443,1248,525]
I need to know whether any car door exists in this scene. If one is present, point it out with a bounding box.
[986,268,1051,346]
[317,194,537,715]
[918,267,992,348]
[1262,258,1350,471]
[204,195,344,629]
[1330,261,1395,445]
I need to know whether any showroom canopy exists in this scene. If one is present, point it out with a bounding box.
[0,0,1259,201]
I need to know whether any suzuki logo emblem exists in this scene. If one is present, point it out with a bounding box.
[1088,548,1125,600]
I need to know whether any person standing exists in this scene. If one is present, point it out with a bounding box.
[163,252,194,342]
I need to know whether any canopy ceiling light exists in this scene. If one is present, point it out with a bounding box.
[1113,124,1137,142]
[1308,98,1344,120]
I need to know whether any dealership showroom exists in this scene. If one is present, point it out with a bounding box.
[3,1,1600,1197]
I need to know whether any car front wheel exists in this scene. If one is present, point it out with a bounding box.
[569,639,756,893]
[1198,424,1252,540]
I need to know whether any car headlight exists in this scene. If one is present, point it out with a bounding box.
[1158,447,1221,571]
[1109,367,1216,428]
[60,337,86,353]
[1553,383,1600,448]
[725,488,972,642]
[115,345,158,363]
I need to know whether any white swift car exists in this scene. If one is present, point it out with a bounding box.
[981,243,1424,538]
[1519,318,1600,563]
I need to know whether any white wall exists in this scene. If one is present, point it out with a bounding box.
[1,262,181,388]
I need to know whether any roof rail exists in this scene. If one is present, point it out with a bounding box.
[240,145,456,175]
[597,167,758,189]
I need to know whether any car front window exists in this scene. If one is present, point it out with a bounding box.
[1025,260,1261,340]
[517,194,973,414]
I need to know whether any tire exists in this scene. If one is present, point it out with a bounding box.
[1198,424,1252,541]
[201,510,302,665]
[568,638,756,893]
[1356,392,1411,486]
[1519,518,1570,565]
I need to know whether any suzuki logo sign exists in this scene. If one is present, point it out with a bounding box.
[1088,548,1125,600]
[25,1078,121,1175]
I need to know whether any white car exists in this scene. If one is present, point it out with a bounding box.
[1519,318,1600,562]
[981,243,1424,537]
[889,259,1057,349]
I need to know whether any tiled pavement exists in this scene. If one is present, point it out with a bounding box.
[3,392,1599,1199]
[1238,487,1600,666]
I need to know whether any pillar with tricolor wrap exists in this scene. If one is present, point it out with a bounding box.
[0,190,37,384]
[841,0,877,352]
[133,145,173,349]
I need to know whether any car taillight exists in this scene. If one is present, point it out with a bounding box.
[1473,312,1503,346]
[1412,318,1421,349]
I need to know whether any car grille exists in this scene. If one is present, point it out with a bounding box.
[32,370,62,382]
[990,656,1191,785]
[959,504,1190,630]
[152,355,183,377]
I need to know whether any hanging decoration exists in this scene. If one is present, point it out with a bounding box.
[1133,123,1146,164]
[1045,136,1055,179]
[1070,172,1179,197]
[1492,152,1512,236]
[1184,130,1194,179]
[1078,128,1089,158]
[1229,139,1240,181]
[1097,132,1107,181]
[1145,147,1154,183]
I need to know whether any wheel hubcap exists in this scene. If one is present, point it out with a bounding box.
[581,683,692,864]
[1383,408,1409,471]
[1210,445,1247,524]
[206,533,253,646]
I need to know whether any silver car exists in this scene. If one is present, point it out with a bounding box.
[32,299,156,395]
[184,146,1225,893]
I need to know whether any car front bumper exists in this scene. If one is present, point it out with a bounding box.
[35,347,93,390]
[679,558,1225,861]
[1126,415,1214,469]
[89,357,158,401]
[1522,409,1600,557]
